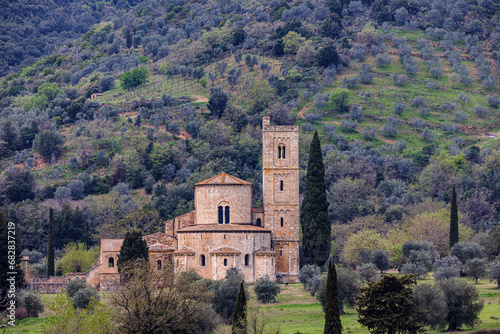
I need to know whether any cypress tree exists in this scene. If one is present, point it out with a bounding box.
[300,130,331,266]
[117,229,149,276]
[324,260,342,334]
[232,280,247,334]
[48,207,55,277]
[449,185,459,250]
[125,27,132,51]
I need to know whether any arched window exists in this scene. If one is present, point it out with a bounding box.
[108,257,114,268]
[157,260,162,270]
[245,254,250,266]
[280,249,283,256]
[280,180,284,191]
[225,206,230,224]
[256,218,262,227]
[200,255,206,266]
[280,217,284,227]
[278,145,286,159]
[224,258,227,266]
[218,206,223,224]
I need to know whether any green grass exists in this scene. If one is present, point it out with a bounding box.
[7,280,500,333]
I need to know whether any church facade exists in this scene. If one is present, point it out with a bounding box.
[87,117,299,289]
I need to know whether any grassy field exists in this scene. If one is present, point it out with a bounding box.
[6,276,500,334]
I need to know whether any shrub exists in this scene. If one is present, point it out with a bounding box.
[67,279,89,298]
[73,287,100,309]
[454,111,467,123]
[411,118,427,129]
[343,76,358,88]
[254,276,281,303]
[410,96,425,107]
[301,122,316,132]
[465,258,487,283]
[450,242,482,263]
[393,73,407,85]
[459,93,471,104]
[120,67,149,90]
[487,96,500,108]
[422,127,436,142]
[474,106,488,117]
[418,106,430,117]
[356,263,378,282]
[376,53,391,67]
[363,127,377,140]
[359,63,373,84]
[340,120,358,132]
[382,116,401,137]
[441,101,455,111]
[437,278,484,331]
[299,265,319,289]
[371,251,390,273]
[305,113,322,122]
[434,256,462,281]
[394,101,406,115]
[442,123,461,134]
[98,76,115,93]
[349,105,363,121]
[17,291,44,317]
[426,80,438,89]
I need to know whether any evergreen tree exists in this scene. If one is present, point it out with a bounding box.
[231,280,247,334]
[125,27,132,51]
[300,131,331,266]
[356,275,423,334]
[48,207,55,277]
[324,260,342,334]
[449,185,459,250]
[117,229,149,277]
[0,211,25,300]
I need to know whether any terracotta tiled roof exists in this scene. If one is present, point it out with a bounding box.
[254,248,276,256]
[101,239,123,252]
[177,224,271,233]
[210,247,241,255]
[21,256,29,261]
[195,172,252,186]
[149,243,175,251]
[174,247,196,255]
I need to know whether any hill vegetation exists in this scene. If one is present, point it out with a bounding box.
[1,2,500,331]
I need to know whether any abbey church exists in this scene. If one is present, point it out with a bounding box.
[87,117,300,289]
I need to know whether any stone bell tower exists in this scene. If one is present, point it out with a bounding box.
[262,117,300,283]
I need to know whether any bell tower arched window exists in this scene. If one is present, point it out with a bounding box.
[200,255,206,266]
[281,217,284,227]
[157,260,162,270]
[256,218,262,227]
[224,258,228,266]
[245,254,250,266]
[278,145,286,159]
[108,257,114,268]
[280,180,284,191]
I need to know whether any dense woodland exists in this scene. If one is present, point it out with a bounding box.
[0,0,499,282]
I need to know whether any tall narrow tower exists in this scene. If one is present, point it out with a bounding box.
[262,117,300,283]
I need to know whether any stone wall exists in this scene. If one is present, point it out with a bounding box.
[100,273,121,291]
[28,273,86,293]
[165,210,196,236]
[195,184,253,225]
[178,230,272,283]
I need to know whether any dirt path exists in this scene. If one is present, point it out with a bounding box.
[298,103,313,118]
[192,95,208,103]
